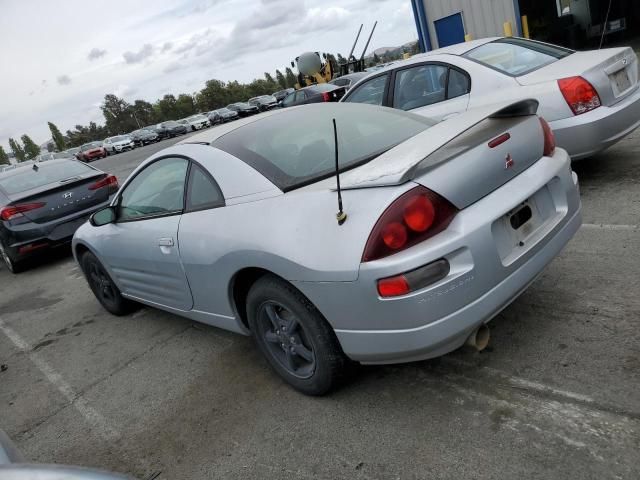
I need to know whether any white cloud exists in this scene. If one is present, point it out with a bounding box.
[88,48,107,60]
[123,44,155,64]
[57,75,72,85]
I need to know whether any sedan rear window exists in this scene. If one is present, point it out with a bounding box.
[0,160,94,195]
[211,104,435,191]
[464,38,573,76]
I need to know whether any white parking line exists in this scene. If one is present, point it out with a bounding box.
[581,223,638,231]
[0,319,120,441]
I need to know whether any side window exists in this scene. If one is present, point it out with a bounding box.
[282,93,295,107]
[344,74,388,105]
[186,163,224,211]
[448,68,470,98]
[393,64,448,111]
[294,91,306,102]
[118,157,188,221]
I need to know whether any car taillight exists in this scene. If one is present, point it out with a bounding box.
[89,175,119,193]
[558,76,601,115]
[377,259,451,298]
[0,202,46,221]
[539,117,556,157]
[362,186,457,262]
[321,92,330,102]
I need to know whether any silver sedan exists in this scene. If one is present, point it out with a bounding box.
[341,37,640,160]
[72,102,582,395]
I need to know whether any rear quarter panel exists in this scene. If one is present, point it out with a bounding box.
[177,179,414,317]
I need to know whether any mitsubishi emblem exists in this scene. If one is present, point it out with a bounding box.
[505,154,514,169]
[63,192,73,199]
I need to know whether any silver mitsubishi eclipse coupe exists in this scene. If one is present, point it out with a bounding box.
[72,101,582,395]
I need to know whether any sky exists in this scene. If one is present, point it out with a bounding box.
[0,0,417,151]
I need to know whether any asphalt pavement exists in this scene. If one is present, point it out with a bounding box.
[0,128,639,480]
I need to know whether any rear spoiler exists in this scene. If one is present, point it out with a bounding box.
[489,99,539,118]
[340,99,540,190]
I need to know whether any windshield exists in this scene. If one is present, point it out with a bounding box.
[110,135,129,142]
[0,160,93,195]
[81,142,103,151]
[189,115,206,121]
[464,38,573,76]
[217,108,231,113]
[212,104,435,191]
[162,121,178,127]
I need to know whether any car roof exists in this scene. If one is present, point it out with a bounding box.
[365,37,500,77]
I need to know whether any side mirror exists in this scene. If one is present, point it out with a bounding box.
[90,206,116,227]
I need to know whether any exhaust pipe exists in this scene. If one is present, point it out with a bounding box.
[465,324,490,351]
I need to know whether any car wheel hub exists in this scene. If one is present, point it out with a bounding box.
[259,301,316,379]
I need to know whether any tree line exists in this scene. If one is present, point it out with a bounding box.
[2,45,416,164]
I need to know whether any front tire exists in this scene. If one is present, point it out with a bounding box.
[81,251,134,316]
[247,275,349,395]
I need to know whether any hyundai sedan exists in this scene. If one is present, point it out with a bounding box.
[1,159,118,273]
[342,37,640,160]
[73,102,581,395]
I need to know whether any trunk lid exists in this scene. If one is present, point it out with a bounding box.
[517,47,639,106]
[10,172,109,223]
[0,159,111,224]
[340,99,544,209]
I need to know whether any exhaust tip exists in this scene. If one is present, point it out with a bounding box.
[465,324,490,352]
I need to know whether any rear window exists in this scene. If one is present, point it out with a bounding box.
[308,84,337,93]
[211,104,435,191]
[0,160,94,195]
[464,38,573,76]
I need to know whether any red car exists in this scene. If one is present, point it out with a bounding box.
[77,141,107,162]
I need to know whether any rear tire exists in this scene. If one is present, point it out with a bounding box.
[81,251,134,316]
[247,275,350,395]
[0,241,24,274]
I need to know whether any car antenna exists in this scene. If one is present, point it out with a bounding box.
[332,118,347,226]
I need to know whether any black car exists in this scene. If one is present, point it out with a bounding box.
[157,121,188,137]
[209,108,239,123]
[226,102,259,117]
[0,159,118,273]
[273,88,294,102]
[130,128,159,146]
[280,84,346,108]
[248,95,278,111]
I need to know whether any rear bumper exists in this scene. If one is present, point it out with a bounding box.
[294,149,581,364]
[551,86,640,159]
[335,204,581,364]
[0,197,114,261]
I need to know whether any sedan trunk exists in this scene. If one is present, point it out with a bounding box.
[517,47,639,106]
[9,172,110,223]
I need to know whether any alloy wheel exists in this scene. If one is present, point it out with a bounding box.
[87,261,116,304]
[257,301,316,379]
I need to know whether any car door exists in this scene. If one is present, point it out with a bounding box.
[390,63,471,121]
[97,156,193,310]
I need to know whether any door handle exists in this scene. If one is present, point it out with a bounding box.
[158,237,174,247]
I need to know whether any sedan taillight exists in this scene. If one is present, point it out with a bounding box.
[321,92,331,102]
[362,186,458,262]
[89,175,119,194]
[0,202,46,221]
[558,76,601,115]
